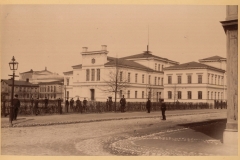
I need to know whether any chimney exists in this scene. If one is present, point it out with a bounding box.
[101,45,107,51]
[82,47,88,52]
[26,78,29,82]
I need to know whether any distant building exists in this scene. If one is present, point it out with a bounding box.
[163,57,226,103]
[63,45,179,102]
[1,79,39,100]
[19,67,64,99]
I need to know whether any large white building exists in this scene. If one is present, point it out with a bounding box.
[163,56,226,103]
[63,45,179,102]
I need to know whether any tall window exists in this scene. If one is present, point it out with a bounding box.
[161,78,163,85]
[142,74,144,83]
[135,74,138,83]
[142,91,144,98]
[97,69,100,81]
[135,91,137,98]
[155,77,157,85]
[148,75,151,84]
[127,90,130,98]
[158,64,160,71]
[168,76,172,84]
[177,91,182,99]
[158,77,160,85]
[54,86,56,92]
[128,73,131,82]
[198,91,202,99]
[120,71,123,82]
[208,74,210,84]
[222,76,224,85]
[207,91,209,99]
[162,65,164,71]
[218,92,220,99]
[215,76,217,84]
[91,69,95,81]
[211,75,213,84]
[187,75,192,84]
[155,63,157,70]
[198,75,202,84]
[211,92,213,99]
[86,69,90,81]
[218,76,220,85]
[168,91,172,99]
[177,76,181,84]
[66,78,69,86]
[187,91,192,99]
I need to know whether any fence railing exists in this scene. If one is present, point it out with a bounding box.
[1,100,227,116]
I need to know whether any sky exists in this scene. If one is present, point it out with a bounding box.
[1,5,227,80]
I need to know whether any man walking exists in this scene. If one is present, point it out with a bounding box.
[161,99,166,120]
[65,98,69,113]
[13,94,20,120]
[120,95,126,113]
[146,98,151,113]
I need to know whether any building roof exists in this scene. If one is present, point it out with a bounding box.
[1,79,39,87]
[199,56,226,61]
[120,51,179,64]
[163,61,225,73]
[63,71,73,75]
[20,68,53,75]
[104,58,158,72]
[72,64,82,69]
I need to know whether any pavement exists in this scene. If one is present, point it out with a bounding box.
[1,109,238,156]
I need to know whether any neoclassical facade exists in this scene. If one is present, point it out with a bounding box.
[63,45,179,102]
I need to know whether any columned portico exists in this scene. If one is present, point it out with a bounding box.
[221,5,238,146]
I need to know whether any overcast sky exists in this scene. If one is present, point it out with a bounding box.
[1,5,226,79]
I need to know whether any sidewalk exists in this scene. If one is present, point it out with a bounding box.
[1,109,225,128]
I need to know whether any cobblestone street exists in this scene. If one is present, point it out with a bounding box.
[1,109,237,156]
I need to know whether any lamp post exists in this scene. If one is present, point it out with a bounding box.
[8,56,18,126]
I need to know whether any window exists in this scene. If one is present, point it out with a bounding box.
[218,92,220,99]
[97,69,100,81]
[187,75,192,84]
[215,76,217,84]
[119,90,122,98]
[187,91,192,99]
[198,91,202,99]
[158,64,160,71]
[142,74,144,83]
[67,91,69,99]
[142,91,144,98]
[177,91,182,99]
[198,75,202,84]
[211,92,213,99]
[54,86,56,92]
[162,65,164,71]
[148,75,151,84]
[155,63,157,70]
[168,76,172,84]
[208,74,210,84]
[135,91,137,98]
[222,76,224,85]
[218,76,220,85]
[211,75,213,84]
[177,76,181,84]
[120,71,123,82]
[91,69,95,81]
[161,78,163,85]
[155,77,157,85]
[127,90,130,98]
[135,74,138,83]
[207,91,209,99]
[158,77,160,85]
[86,69,90,81]
[128,73,131,82]
[168,91,172,99]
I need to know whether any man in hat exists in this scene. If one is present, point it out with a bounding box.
[65,98,69,113]
[70,98,74,112]
[13,94,20,120]
[146,98,151,113]
[161,99,166,120]
[120,95,126,112]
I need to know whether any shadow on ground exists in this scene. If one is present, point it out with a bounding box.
[178,118,226,143]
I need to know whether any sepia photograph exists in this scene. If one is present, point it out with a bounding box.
[1,2,238,157]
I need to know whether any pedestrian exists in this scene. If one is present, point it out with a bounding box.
[83,98,87,113]
[161,99,166,120]
[65,98,69,113]
[120,95,126,112]
[12,94,20,120]
[70,98,74,112]
[58,98,62,114]
[146,98,151,113]
[106,99,109,112]
[76,98,82,113]
[34,98,39,116]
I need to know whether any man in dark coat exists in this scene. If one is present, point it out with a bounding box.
[161,99,166,120]
[57,98,62,114]
[76,98,82,113]
[146,98,151,113]
[70,98,74,112]
[13,94,20,120]
[120,95,126,113]
[65,98,69,113]
[83,98,87,113]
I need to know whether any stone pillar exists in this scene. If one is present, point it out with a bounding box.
[221,5,238,146]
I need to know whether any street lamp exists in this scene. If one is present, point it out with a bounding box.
[8,56,18,126]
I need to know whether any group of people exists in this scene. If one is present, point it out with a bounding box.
[146,97,166,120]
[65,97,88,113]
